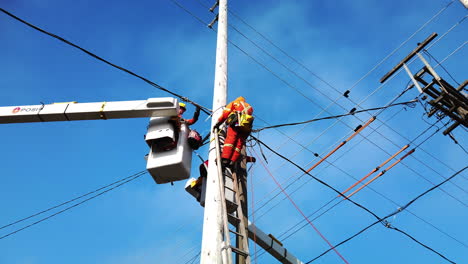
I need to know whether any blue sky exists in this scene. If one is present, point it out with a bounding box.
[0,0,467,263]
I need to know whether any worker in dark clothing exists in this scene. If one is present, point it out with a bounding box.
[213,96,254,168]
[179,102,200,126]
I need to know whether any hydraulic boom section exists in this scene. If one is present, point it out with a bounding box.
[0,97,178,124]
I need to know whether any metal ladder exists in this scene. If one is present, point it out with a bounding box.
[214,129,251,264]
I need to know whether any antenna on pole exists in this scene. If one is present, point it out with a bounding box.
[200,0,228,263]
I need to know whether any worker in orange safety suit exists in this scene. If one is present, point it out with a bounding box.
[178,102,200,126]
[213,96,254,168]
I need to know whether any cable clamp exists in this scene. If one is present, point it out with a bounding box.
[279,248,288,261]
[354,124,362,132]
[343,90,350,98]
[99,102,107,120]
[349,107,356,115]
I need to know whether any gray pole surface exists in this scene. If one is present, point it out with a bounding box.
[200,0,228,263]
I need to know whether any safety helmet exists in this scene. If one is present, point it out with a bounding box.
[179,102,186,109]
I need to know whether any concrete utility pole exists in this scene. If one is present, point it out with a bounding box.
[200,0,228,263]
[460,0,468,9]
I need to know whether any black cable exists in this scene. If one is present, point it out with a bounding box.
[0,171,146,240]
[423,49,461,86]
[0,170,147,231]
[257,114,467,252]
[251,135,382,221]
[448,132,468,155]
[190,0,468,203]
[184,251,201,264]
[306,166,466,264]
[0,7,211,115]
[253,100,417,132]
[253,135,463,263]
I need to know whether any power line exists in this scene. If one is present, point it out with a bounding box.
[223,1,468,195]
[252,110,468,252]
[0,7,211,115]
[252,147,350,264]
[448,132,468,155]
[174,0,467,202]
[0,171,146,231]
[253,100,417,132]
[306,166,467,264]
[423,49,461,86]
[253,115,467,261]
[0,171,146,240]
[252,135,463,263]
[225,0,464,183]
[199,0,468,201]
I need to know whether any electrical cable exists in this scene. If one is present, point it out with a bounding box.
[252,147,350,264]
[306,166,466,264]
[0,7,211,115]
[0,171,146,240]
[254,116,467,262]
[170,3,467,261]
[253,100,417,132]
[259,121,467,254]
[168,1,467,258]
[175,0,468,200]
[229,12,468,200]
[224,0,465,184]
[252,135,463,263]
[423,50,461,86]
[226,6,468,196]
[0,170,146,231]
[448,132,468,155]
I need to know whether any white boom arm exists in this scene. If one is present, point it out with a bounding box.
[0,97,179,124]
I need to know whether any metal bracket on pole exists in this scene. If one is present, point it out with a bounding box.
[210,0,220,12]
[208,14,219,29]
[415,52,450,94]
[402,63,424,94]
[380,32,438,84]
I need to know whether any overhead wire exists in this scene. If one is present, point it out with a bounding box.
[251,147,351,264]
[195,0,468,204]
[0,171,146,240]
[252,135,461,263]
[222,0,468,193]
[0,7,211,114]
[188,0,468,200]
[174,5,468,258]
[252,100,417,132]
[226,0,465,183]
[228,19,468,199]
[0,170,146,231]
[448,132,468,155]
[253,113,467,260]
[306,166,467,264]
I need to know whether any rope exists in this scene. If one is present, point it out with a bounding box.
[251,147,350,264]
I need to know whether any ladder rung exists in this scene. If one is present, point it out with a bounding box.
[228,213,240,225]
[228,229,244,237]
[230,246,249,257]
[224,185,235,192]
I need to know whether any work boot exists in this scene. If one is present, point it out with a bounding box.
[221,158,230,171]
